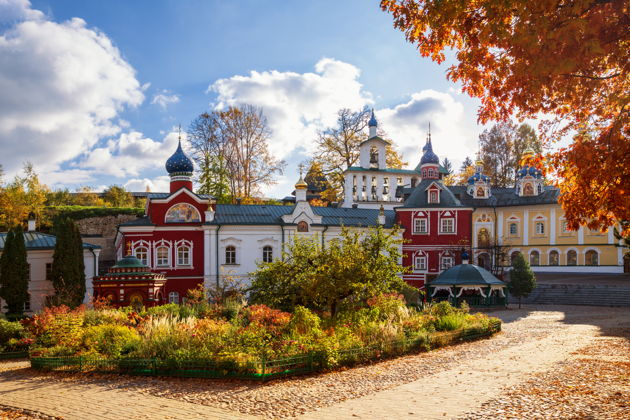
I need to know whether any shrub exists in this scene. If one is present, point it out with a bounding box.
[0,319,24,345]
[82,324,141,357]
[434,313,465,331]
[146,303,181,318]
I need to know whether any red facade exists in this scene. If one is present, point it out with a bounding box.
[396,207,472,289]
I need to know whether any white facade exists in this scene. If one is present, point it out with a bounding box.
[0,247,100,314]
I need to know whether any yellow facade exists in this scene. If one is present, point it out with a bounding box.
[472,204,622,272]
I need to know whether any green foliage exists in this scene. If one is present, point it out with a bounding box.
[81,324,141,357]
[102,185,134,208]
[509,253,537,306]
[250,226,407,316]
[47,206,144,222]
[0,226,30,316]
[50,218,86,307]
[434,314,465,331]
[0,319,25,346]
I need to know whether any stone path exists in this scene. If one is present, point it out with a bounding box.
[0,305,627,419]
[0,367,256,420]
[299,306,630,419]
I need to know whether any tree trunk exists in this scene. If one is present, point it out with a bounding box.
[518,296,522,309]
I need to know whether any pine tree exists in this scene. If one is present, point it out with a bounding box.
[50,219,86,307]
[441,157,453,176]
[0,227,30,317]
[508,253,537,309]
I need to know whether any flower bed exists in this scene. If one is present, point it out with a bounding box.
[25,296,501,380]
[29,320,501,381]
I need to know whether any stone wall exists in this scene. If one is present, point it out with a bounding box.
[75,214,140,269]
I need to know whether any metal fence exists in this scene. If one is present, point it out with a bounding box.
[30,320,501,381]
[0,351,29,360]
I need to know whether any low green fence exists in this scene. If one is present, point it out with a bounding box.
[31,320,501,381]
[0,351,29,360]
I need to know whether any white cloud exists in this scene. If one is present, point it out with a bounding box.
[79,130,181,177]
[0,0,144,178]
[151,90,180,109]
[124,176,170,193]
[210,57,373,159]
[208,58,476,197]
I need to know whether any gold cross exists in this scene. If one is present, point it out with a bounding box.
[298,163,305,178]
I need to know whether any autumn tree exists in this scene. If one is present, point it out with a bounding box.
[303,161,332,203]
[0,227,30,317]
[381,0,629,233]
[315,108,406,200]
[103,185,134,208]
[188,105,285,201]
[73,187,105,207]
[0,163,48,229]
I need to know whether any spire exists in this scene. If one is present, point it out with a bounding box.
[368,109,378,138]
[427,122,431,143]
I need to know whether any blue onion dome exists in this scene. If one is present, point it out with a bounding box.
[420,139,439,165]
[368,109,378,127]
[165,140,194,175]
[467,173,490,185]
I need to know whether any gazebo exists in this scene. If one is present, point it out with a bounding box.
[93,253,167,308]
[428,262,508,307]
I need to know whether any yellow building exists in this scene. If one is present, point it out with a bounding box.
[451,154,624,274]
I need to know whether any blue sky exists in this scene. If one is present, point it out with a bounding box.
[1,0,485,196]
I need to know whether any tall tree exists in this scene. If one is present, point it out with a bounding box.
[188,105,285,200]
[441,157,453,176]
[0,163,48,229]
[479,122,516,187]
[0,227,30,316]
[381,0,629,233]
[72,186,105,206]
[315,108,406,200]
[460,157,473,171]
[50,219,86,308]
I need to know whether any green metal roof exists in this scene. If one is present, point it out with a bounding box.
[0,232,100,251]
[430,264,506,286]
[112,255,149,269]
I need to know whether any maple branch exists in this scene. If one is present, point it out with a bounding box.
[560,72,621,80]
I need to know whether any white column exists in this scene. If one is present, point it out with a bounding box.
[523,210,529,246]
[344,174,353,207]
[203,228,211,290]
[376,176,384,201]
[388,175,396,202]
[356,174,363,202]
[550,208,556,244]
[498,211,504,245]
[578,226,584,245]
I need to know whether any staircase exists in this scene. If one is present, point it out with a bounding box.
[509,283,630,307]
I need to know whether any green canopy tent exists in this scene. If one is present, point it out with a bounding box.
[429,263,508,307]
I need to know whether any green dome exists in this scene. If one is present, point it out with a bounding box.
[112,255,149,269]
[430,264,505,286]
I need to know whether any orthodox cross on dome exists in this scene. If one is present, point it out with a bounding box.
[298,163,305,178]
[126,241,132,256]
[427,122,432,143]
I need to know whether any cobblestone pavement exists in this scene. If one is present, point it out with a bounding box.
[0,305,628,419]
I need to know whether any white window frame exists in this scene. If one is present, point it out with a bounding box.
[225,245,237,265]
[440,217,455,234]
[414,255,427,271]
[135,246,149,266]
[175,239,193,267]
[177,245,191,266]
[429,190,439,204]
[440,256,454,270]
[413,218,428,234]
[262,245,273,263]
[535,221,545,235]
[168,291,180,304]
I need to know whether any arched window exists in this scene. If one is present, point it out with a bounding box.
[165,203,201,223]
[535,221,545,235]
[530,250,540,266]
[297,221,309,232]
[168,291,180,304]
[510,251,521,265]
[567,250,577,266]
[537,184,543,194]
[427,168,435,178]
[156,246,169,267]
[177,245,191,266]
[509,222,518,236]
[478,228,490,248]
[262,245,273,263]
[225,246,236,265]
[369,146,378,168]
[585,250,598,266]
[549,250,559,266]
[134,246,149,266]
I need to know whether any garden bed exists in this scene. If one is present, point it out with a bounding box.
[30,320,501,381]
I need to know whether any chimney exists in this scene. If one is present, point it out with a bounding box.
[377,205,386,225]
[205,204,215,222]
[27,212,36,232]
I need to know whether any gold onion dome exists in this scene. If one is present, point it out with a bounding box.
[295,176,308,190]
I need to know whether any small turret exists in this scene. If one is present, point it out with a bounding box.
[368,109,378,138]
[295,165,308,202]
[165,126,194,193]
